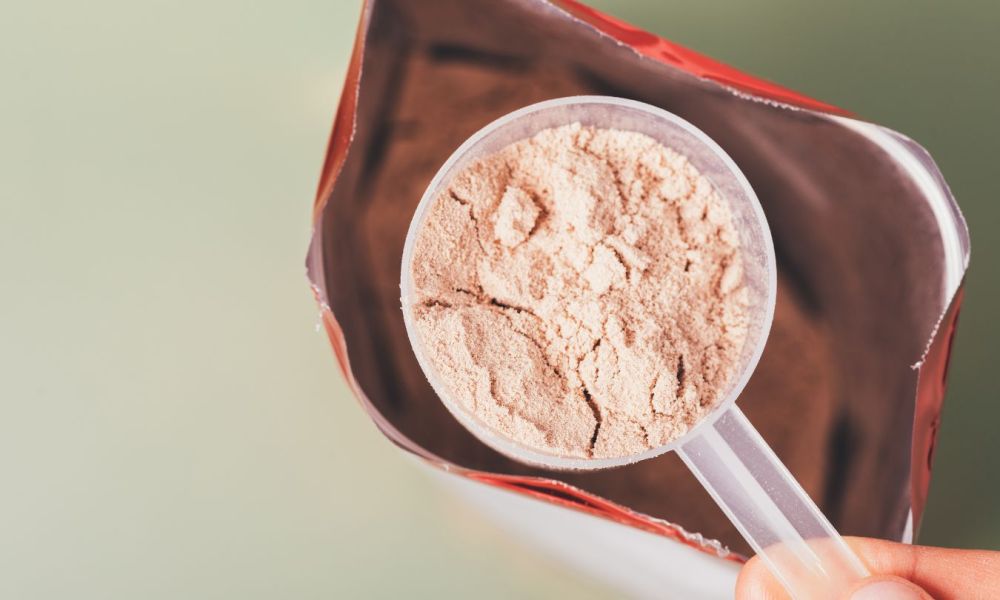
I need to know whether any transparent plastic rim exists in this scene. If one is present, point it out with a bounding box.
[400,96,777,470]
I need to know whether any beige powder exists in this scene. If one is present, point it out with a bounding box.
[407,123,749,460]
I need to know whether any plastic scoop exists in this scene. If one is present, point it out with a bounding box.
[400,96,869,599]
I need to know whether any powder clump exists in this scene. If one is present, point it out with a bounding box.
[494,185,540,248]
[407,123,749,459]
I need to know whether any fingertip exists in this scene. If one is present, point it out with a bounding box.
[735,555,789,600]
[846,575,932,600]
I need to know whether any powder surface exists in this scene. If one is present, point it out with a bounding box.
[407,123,749,459]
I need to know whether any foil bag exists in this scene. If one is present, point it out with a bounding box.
[306,1,970,596]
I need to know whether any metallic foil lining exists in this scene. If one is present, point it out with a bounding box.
[307,0,969,559]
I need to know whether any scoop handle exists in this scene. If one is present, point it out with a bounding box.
[677,405,869,599]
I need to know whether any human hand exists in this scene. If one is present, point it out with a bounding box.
[736,536,1000,599]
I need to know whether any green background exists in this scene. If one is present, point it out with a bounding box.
[1,1,996,598]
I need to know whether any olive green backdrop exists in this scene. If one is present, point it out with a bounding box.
[1,1,996,598]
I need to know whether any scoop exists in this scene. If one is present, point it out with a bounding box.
[401,96,869,599]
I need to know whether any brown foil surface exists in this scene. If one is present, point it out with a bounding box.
[307,0,969,559]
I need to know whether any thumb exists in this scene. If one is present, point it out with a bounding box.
[737,536,1000,599]
[847,576,933,600]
